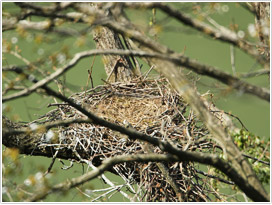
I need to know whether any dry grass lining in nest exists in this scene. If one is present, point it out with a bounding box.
[43,78,222,202]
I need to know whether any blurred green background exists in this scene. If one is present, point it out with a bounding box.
[2,2,270,202]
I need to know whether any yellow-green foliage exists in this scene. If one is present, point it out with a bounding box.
[232,129,270,184]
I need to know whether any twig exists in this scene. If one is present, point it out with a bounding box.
[230,45,236,75]
[84,55,96,97]
[47,103,69,107]
[242,154,270,166]
[73,150,132,201]
[3,118,93,137]
[143,65,155,80]
[91,185,124,202]
[44,150,59,176]
[59,160,74,170]
[239,69,270,78]
[239,2,256,15]
[195,169,234,185]
[210,110,248,131]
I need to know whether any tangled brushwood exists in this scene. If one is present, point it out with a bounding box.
[37,78,227,202]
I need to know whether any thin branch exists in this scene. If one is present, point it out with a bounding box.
[210,110,248,131]
[25,153,268,202]
[239,2,257,15]
[23,154,180,201]
[195,169,235,185]
[143,65,155,80]
[242,154,270,166]
[3,118,92,137]
[122,2,268,67]
[239,69,270,78]
[230,45,236,75]
[2,18,82,36]
[4,3,269,101]
[2,49,99,102]
[7,2,268,67]
[2,86,25,95]
[95,17,270,101]
[74,153,132,202]
[3,49,269,102]
[44,150,58,176]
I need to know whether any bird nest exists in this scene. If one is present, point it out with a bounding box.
[43,78,220,202]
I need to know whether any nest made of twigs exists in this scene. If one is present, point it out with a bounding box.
[43,78,219,202]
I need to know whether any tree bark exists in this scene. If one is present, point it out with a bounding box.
[90,3,141,82]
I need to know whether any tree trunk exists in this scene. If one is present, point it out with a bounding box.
[91,3,141,82]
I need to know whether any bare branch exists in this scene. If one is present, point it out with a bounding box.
[3,118,92,137]
[195,169,235,185]
[94,18,270,101]
[239,2,257,15]
[25,153,268,202]
[123,2,269,67]
[239,69,270,78]
[3,49,269,102]
[242,154,270,166]
[2,18,82,36]
[4,3,268,101]
[9,2,269,66]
